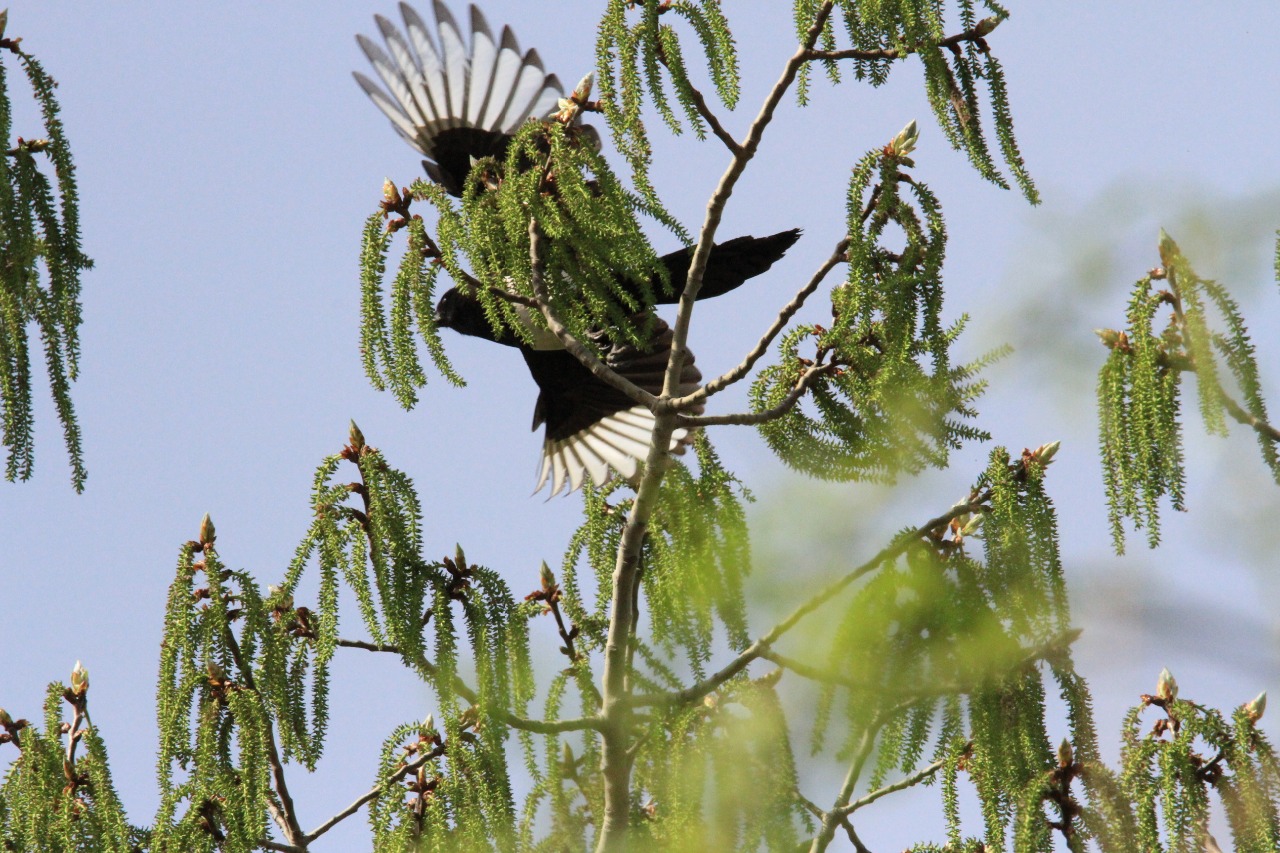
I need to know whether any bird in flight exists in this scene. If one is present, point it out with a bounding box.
[356,1,799,494]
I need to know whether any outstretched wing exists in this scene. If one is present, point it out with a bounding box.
[355,2,565,195]
[652,228,802,302]
[523,318,705,495]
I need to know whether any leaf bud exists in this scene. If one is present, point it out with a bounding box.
[1094,328,1121,347]
[0,11,8,40]
[349,420,365,449]
[70,661,89,696]
[1034,440,1061,465]
[889,119,919,157]
[1156,667,1177,702]
[421,713,434,734]
[199,513,216,546]
[539,561,555,590]
[562,741,574,770]
[1157,228,1178,269]
[1245,690,1266,723]
[960,514,984,536]
[382,177,398,205]
[0,708,10,726]
[1056,737,1073,768]
[207,661,226,682]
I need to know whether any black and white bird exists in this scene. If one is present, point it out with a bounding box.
[356,2,799,494]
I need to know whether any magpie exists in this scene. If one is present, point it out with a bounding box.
[357,2,800,494]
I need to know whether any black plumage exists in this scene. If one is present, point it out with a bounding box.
[358,2,800,493]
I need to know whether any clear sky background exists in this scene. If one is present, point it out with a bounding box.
[2,2,1279,850]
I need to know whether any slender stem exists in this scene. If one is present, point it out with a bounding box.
[803,16,1001,61]
[1220,388,1280,442]
[659,1,837,405]
[335,638,603,733]
[526,220,658,410]
[833,757,947,818]
[628,499,986,709]
[658,55,742,155]
[810,722,881,852]
[1162,277,1280,444]
[225,627,304,847]
[304,747,442,844]
[669,238,850,411]
[677,363,834,427]
[762,629,1080,696]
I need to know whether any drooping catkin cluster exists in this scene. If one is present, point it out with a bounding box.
[1097,230,1279,551]
[597,0,739,213]
[752,138,1000,482]
[795,0,1037,202]
[0,15,92,489]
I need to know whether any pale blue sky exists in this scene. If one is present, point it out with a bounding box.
[3,2,1279,849]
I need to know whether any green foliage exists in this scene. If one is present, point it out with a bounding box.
[10,3,1280,852]
[0,682,139,852]
[360,198,460,409]
[752,145,997,481]
[792,0,1037,201]
[458,120,672,349]
[1097,230,1280,552]
[154,542,274,851]
[359,119,690,406]
[629,676,810,851]
[596,0,739,216]
[805,446,1086,852]
[0,24,92,489]
[559,435,752,679]
[1113,679,1280,852]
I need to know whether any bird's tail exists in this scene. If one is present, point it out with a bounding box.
[354,1,566,196]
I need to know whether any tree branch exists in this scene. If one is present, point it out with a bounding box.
[669,237,850,412]
[660,59,742,155]
[224,626,304,847]
[526,220,658,411]
[628,498,986,709]
[832,756,947,818]
[658,1,837,406]
[677,362,834,427]
[810,720,882,852]
[336,637,603,734]
[303,746,441,845]
[601,6,838,848]
[802,16,1002,62]
[1220,390,1280,443]
[761,629,1081,697]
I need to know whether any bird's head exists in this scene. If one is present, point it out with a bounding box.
[435,287,504,344]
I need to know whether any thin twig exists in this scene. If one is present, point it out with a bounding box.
[677,362,835,427]
[335,637,603,734]
[670,237,850,411]
[833,756,947,818]
[1220,391,1280,442]
[660,58,742,155]
[304,747,442,844]
[259,841,305,853]
[803,16,1001,62]
[761,629,1080,697]
[526,220,658,410]
[627,498,985,709]
[224,626,304,846]
[658,1,837,405]
[839,818,873,853]
[810,722,882,852]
